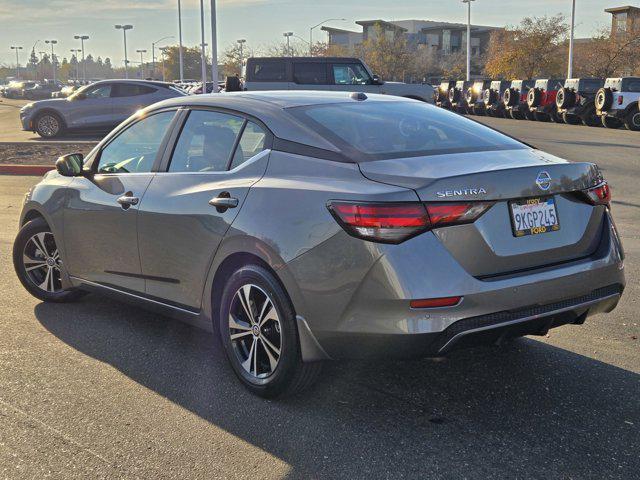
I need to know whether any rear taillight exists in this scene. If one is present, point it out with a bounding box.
[583,182,611,206]
[328,201,493,244]
[618,95,624,105]
[410,296,462,309]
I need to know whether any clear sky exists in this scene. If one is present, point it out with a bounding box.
[0,0,625,67]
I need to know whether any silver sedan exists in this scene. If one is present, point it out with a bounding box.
[13,91,625,397]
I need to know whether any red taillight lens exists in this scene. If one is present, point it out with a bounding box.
[583,182,611,206]
[617,95,623,105]
[410,296,462,309]
[328,201,493,243]
[328,202,430,244]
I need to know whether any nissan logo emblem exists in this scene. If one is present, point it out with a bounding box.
[536,171,552,191]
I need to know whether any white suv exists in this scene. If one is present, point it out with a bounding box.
[595,77,640,131]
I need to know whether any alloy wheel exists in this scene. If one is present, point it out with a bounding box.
[22,231,62,292]
[37,115,60,137]
[228,284,282,378]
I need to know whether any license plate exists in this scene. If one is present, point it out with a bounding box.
[509,197,560,237]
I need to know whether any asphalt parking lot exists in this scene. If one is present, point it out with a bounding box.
[0,118,639,479]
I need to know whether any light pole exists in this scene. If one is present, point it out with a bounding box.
[283,32,293,56]
[159,46,169,82]
[199,0,207,90]
[44,40,58,82]
[73,35,89,82]
[115,24,133,78]
[178,0,184,82]
[70,49,81,81]
[10,46,23,79]
[136,49,147,78]
[462,0,475,81]
[210,0,218,88]
[568,0,576,78]
[309,18,346,56]
[39,51,46,80]
[237,39,246,74]
[152,35,173,80]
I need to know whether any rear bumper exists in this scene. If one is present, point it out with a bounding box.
[597,109,625,119]
[319,284,622,359]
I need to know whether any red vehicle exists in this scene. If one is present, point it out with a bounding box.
[527,78,565,122]
[503,80,535,120]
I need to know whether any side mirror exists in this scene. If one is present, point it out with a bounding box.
[55,153,84,177]
[372,75,384,85]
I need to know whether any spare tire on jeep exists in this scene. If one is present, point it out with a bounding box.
[527,88,542,108]
[556,87,576,109]
[465,88,475,104]
[595,87,613,110]
[503,88,518,107]
[483,89,496,105]
[448,87,460,103]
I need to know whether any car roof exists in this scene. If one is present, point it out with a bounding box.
[90,79,174,88]
[248,56,361,63]
[148,91,415,154]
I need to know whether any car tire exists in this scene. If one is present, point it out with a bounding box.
[580,105,600,127]
[595,88,613,111]
[533,111,550,122]
[218,264,322,398]
[601,115,623,129]
[34,112,64,138]
[13,218,85,303]
[623,107,640,131]
[562,112,581,125]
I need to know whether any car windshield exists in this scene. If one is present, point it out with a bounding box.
[288,101,525,160]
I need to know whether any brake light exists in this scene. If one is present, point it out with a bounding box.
[410,296,462,309]
[328,201,493,243]
[618,95,623,105]
[583,182,611,206]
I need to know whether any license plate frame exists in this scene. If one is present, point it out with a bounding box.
[509,196,560,237]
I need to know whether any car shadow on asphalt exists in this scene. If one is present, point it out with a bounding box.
[34,296,640,479]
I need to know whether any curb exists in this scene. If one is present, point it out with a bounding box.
[0,165,54,176]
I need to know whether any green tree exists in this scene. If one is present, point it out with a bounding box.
[355,23,412,81]
[161,45,210,81]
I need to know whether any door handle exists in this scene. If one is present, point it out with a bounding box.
[208,197,239,208]
[117,194,139,209]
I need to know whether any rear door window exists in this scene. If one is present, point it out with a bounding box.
[622,78,640,92]
[230,121,269,170]
[168,110,243,172]
[251,61,287,81]
[293,63,327,85]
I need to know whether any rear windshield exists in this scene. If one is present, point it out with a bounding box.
[579,79,603,92]
[288,101,526,161]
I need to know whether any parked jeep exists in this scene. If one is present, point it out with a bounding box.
[503,80,535,120]
[465,80,491,115]
[434,80,455,109]
[483,80,511,117]
[242,57,434,102]
[556,78,605,126]
[595,77,640,130]
[448,80,473,113]
[526,78,565,122]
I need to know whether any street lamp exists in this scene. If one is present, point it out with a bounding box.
[136,49,147,78]
[283,32,294,56]
[73,35,89,81]
[309,18,346,56]
[10,46,23,79]
[210,0,218,88]
[115,24,134,79]
[237,39,246,74]
[159,46,169,82]
[70,49,81,81]
[177,0,184,82]
[462,0,475,81]
[44,40,58,82]
[152,35,173,80]
[568,0,576,78]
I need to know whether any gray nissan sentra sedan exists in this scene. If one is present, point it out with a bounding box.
[13,91,625,397]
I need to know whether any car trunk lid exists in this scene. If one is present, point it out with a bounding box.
[358,148,605,277]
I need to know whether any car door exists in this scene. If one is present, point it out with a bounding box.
[289,61,330,91]
[328,63,380,94]
[110,83,159,124]
[137,109,272,310]
[63,110,179,293]
[65,83,116,129]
